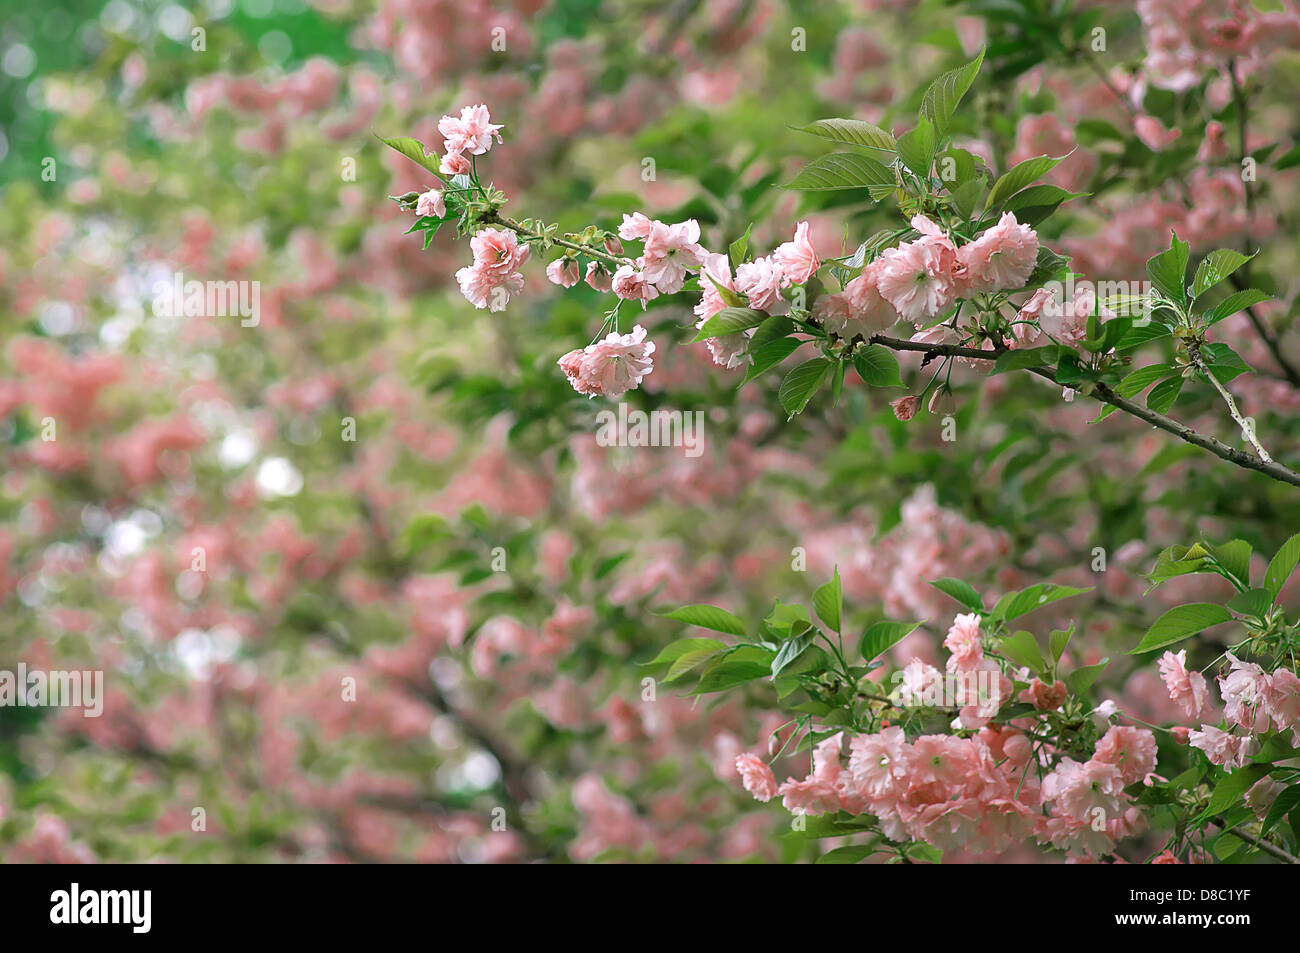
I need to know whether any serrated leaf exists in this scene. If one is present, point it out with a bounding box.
[999,630,1045,673]
[1145,376,1183,414]
[658,605,747,637]
[928,578,983,611]
[742,337,802,384]
[1146,231,1190,307]
[779,358,832,417]
[1206,288,1272,326]
[852,344,903,386]
[1113,323,1172,353]
[897,117,937,177]
[1264,533,1300,600]
[644,637,728,667]
[1227,588,1274,620]
[859,620,923,662]
[986,154,1065,210]
[693,306,766,342]
[1049,625,1072,663]
[994,583,1092,621]
[1066,658,1109,696]
[1130,603,1233,654]
[728,224,753,270]
[795,118,897,152]
[784,153,895,195]
[1204,539,1252,589]
[1192,249,1254,298]
[814,568,843,633]
[1115,364,1174,398]
[920,48,985,136]
[377,135,443,177]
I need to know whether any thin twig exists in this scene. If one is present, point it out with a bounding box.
[1188,341,1273,462]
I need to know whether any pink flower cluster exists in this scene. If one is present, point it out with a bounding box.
[557,326,657,399]
[815,213,1039,333]
[738,720,1153,858]
[455,227,530,311]
[1166,651,1300,771]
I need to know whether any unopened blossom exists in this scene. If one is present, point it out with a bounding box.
[437,103,503,157]
[640,219,706,294]
[735,753,778,802]
[415,188,445,219]
[610,265,659,306]
[734,256,786,312]
[1157,649,1209,721]
[1024,678,1068,712]
[958,212,1039,293]
[891,395,920,421]
[556,325,655,399]
[772,220,820,285]
[546,258,580,287]
[584,261,612,292]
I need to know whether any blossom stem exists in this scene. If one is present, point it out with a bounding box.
[483,212,635,271]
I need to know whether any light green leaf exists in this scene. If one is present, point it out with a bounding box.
[897,117,937,178]
[658,605,747,637]
[779,358,832,417]
[985,154,1065,210]
[784,153,895,196]
[928,578,983,611]
[852,344,903,386]
[1191,249,1254,298]
[1264,533,1300,600]
[693,307,767,342]
[999,630,1045,673]
[795,118,897,152]
[860,620,923,662]
[1130,603,1233,654]
[920,48,985,136]
[814,568,843,633]
[377,135,443,177]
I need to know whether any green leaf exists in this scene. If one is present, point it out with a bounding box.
[992,345,1058,375]
[1199,765,1267,821]
[693,307,767,342]
[1130,603,1233,654]
[993,583,1092,622]
[999,630,1045,673]
[897,117,937,177]
[742,337,803,385]
[779,358,832,417]
[814,568,843,633]
[1261,784,1300,835]
[771,632,814,678]
[1206,288,1272,326]
[1115,364,1174,398]
[643,637,728,668]
[1227,588,1275,621]
[852,345,903,386]
[728,224,753,270]
[658,605,747,637]
[985,154,1064,210]
[1264,533,1300,600]
[784,153,895,196]
[795,118,897,152]
[1145,376,1183,414]
[693,647,777,693]
[1204,539,1252,589]
[1146,231,1190,307]
[816,844,875,864]
[1147,544,1213,587]
[920,48,985,136]
[928,578,983,611]
[664,645,727,683]
[1049,625,1072,663]
[1000,184,1085,215]
[1066,658,1109,696]
[860,620,923,662]
[1191,249,1254,298]
[376,134,443,177]
[748,314,794,351]
[1113,323,1172,353]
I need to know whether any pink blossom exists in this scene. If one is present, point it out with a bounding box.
[734,256,786,312]
[1092,725,1157,786]
[610,265,659,306]
[1157,649,1209,721]
[958,212,1039,293]
[440,152,470,176]
[872,224,959,325]
[891,395,920,421]
[1188,725,1259,771]
[772,220,820,285]
[1263,667,1300,732]
[437,103,503,157]
[584,262,612,293]
[640,219,706,294]
[618,212,654,242]
[556,325,656,399]
[415,188,445,219]
[455,227,530,311]
[847,726,907,797]
[1219,652,1270,732]
[944,612,983,671]
[735,753,778,802]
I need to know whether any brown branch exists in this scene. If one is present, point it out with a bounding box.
[866,334,1300,489]
[1210,817,1299,864]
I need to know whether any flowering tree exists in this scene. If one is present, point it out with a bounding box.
[4,0,1300,865]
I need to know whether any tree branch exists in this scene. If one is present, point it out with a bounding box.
[866,334,1300,489]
